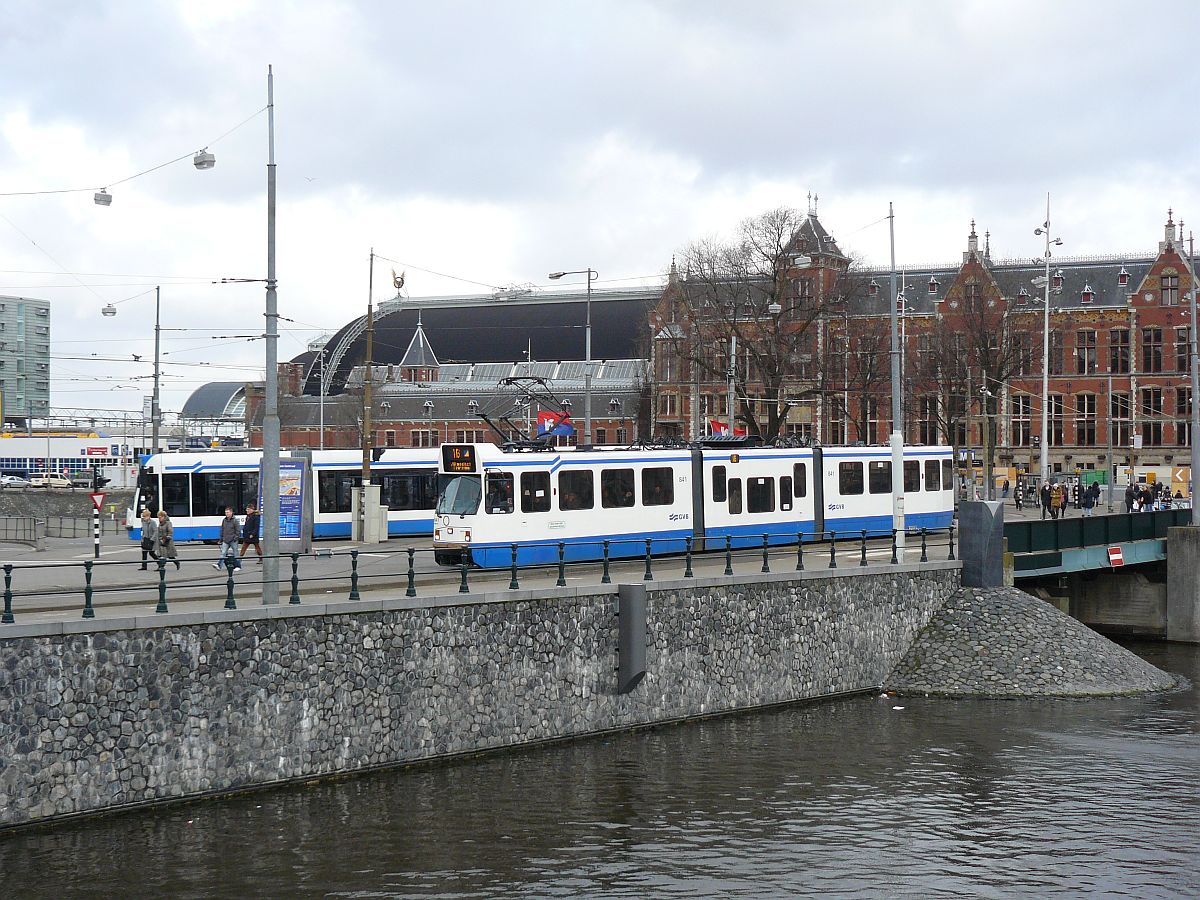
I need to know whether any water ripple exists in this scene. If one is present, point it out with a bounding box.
[2,642,1199,898]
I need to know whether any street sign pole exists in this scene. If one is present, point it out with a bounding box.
[90,492,105,559]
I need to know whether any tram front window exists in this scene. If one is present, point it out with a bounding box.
[436,474,481,516]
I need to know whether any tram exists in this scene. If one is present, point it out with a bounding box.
[432,442,955,568]
[126,448,439,541]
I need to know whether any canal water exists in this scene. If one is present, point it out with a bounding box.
[2,641,1199,898]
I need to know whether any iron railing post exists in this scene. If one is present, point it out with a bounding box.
[724,534,733,576]
[458,557,470,594]
[290,553,301,605]
[684,536,694,578]
[556,542,567,587]
[796,532,805,571]
[349,550,360,601]
[829,531,837,569]
[407,547,418,597]
[508,543,520,591]
[155,559,168,614]
[860,530,868,567]
[643,538,653,581]
[224,556,237,610]
[891,529,899,564]
[761,534,770,573]
[1,563,12,624]
[947,522,956,561]
[920,528,928,563]
[601,540,612,584]
[82,560,95,619]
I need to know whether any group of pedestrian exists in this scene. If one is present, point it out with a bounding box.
[213,505,263,572]
[1124,482,1182,513]
[1038,482,1072,520]
[137,508,180,570]
[136,504,261,572]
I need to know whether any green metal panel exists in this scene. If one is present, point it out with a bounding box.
[1004,508,1183,578]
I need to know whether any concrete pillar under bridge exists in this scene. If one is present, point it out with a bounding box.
[1019,529,1200,643]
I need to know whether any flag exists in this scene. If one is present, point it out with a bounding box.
[709,419,746,437]
[537,411,575,437]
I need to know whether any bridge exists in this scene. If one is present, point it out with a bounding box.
[1005,508,1191,578]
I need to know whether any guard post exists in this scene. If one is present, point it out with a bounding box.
[89,490,106,559]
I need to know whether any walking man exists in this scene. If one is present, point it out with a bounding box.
[1040,482,1052,520]
[214,506,242,571]
[239,504,263,565]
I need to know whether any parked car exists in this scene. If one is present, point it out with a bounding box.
[0,474,31,488]
[70,472,96,488]
[29,473,73,489]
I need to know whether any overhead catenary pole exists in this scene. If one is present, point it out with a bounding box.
[1190,232,1200,523]
[261,64,281,605]
[152,285,161,454]
[888,203,905,548]
[728,332,737,434]
[362,249,375,487]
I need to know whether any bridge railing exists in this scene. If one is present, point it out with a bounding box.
[1005,508,1191,555]
[0,527,957,625]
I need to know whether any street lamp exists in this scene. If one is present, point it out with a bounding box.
[1034,194,1064,484]
[548,268,597,443]
[423,399,434,445]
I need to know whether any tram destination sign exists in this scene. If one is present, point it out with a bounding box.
[442,444,477,474]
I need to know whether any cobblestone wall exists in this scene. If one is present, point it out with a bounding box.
[885,586,1175,697]
[0,565,958,828]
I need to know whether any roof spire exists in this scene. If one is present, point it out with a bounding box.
[984,229,991,259]
[807,191,813,215]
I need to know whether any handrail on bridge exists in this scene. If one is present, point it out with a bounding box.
[1004,508,1191,555]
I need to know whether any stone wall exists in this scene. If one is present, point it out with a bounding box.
[0,563,958,829]
[885,585,1175,697]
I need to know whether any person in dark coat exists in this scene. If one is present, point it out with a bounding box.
[239,504,263,564]
[1124,484,1136,514]
[1040,482,1052,520]
[1081,482,1096,517]
[155,511,181,569]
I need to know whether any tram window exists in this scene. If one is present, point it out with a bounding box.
[792,463,808,497]
[780,476,793,511]
[601,469,635,508]
[484,472,514,514]
[191,472,242,517]
[748,477,775,513]
[925,459,942,492]
[942,459,953,489]
[904,461,920,493]
[868,461,891,494]
[559,470,594,510]
[318,471,357,513]
[839,462,864,495]
[376,470,437,511]
[642,467,674,506]
[242,472,259,508]
[712,465,727,502]
[521,471,551,513]
[728,478,743,514]
[162,474,189,518]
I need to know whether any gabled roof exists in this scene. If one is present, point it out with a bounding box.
[399,320,439,369]
[787,214,846,261]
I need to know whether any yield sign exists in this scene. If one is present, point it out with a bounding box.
[1108,546,1124,567]
[90,492,106,511]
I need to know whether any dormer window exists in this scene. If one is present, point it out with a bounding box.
[1052,270,1064,291]
[928,277,940,296]
[1081,284,1094,304]
[1118,266,1130,287]
[1017,288,1030,304]
[868,279,879,297]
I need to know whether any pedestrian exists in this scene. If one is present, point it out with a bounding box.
[214,506,242,571]
[239,504,263,564]
[1014,484,1024,511]
[1040,482,1052,520]
[138,507,159,570]
[1124,484,1136,514]
[1051,484,1063,519]
[155,510,180,569]
[1164,489,1173,510]
[1081,481,1095,518]
[1002,479,1010,499]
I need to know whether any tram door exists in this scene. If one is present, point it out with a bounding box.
[811,448,825,537]
[690,449,707,552]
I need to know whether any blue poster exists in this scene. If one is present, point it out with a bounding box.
[258,457,305,540]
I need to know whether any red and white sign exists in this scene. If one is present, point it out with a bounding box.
[90,492,106,511]
[1108,546,1124,567]
[85,447,108,456]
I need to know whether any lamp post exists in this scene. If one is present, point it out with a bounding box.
[318,347,326,450]
[423,399,434,445]
[1190,232,1200,522]
[548,268,596,443]
[1034,194,1064,484]
[102,286,162,454]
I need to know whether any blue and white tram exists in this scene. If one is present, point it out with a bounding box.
[432,442,955,568]
[126,448,439,542]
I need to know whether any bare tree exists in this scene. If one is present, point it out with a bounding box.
[660,207,849,439]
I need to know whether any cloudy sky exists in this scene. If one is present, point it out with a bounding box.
[2,0,1199,419]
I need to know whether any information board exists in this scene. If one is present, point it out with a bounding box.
[442,444,477,473]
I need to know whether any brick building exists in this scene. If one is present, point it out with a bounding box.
[649,209,1196,494]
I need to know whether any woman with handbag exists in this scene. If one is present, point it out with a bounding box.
[155,510,181,570]
[138,508,159,570]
